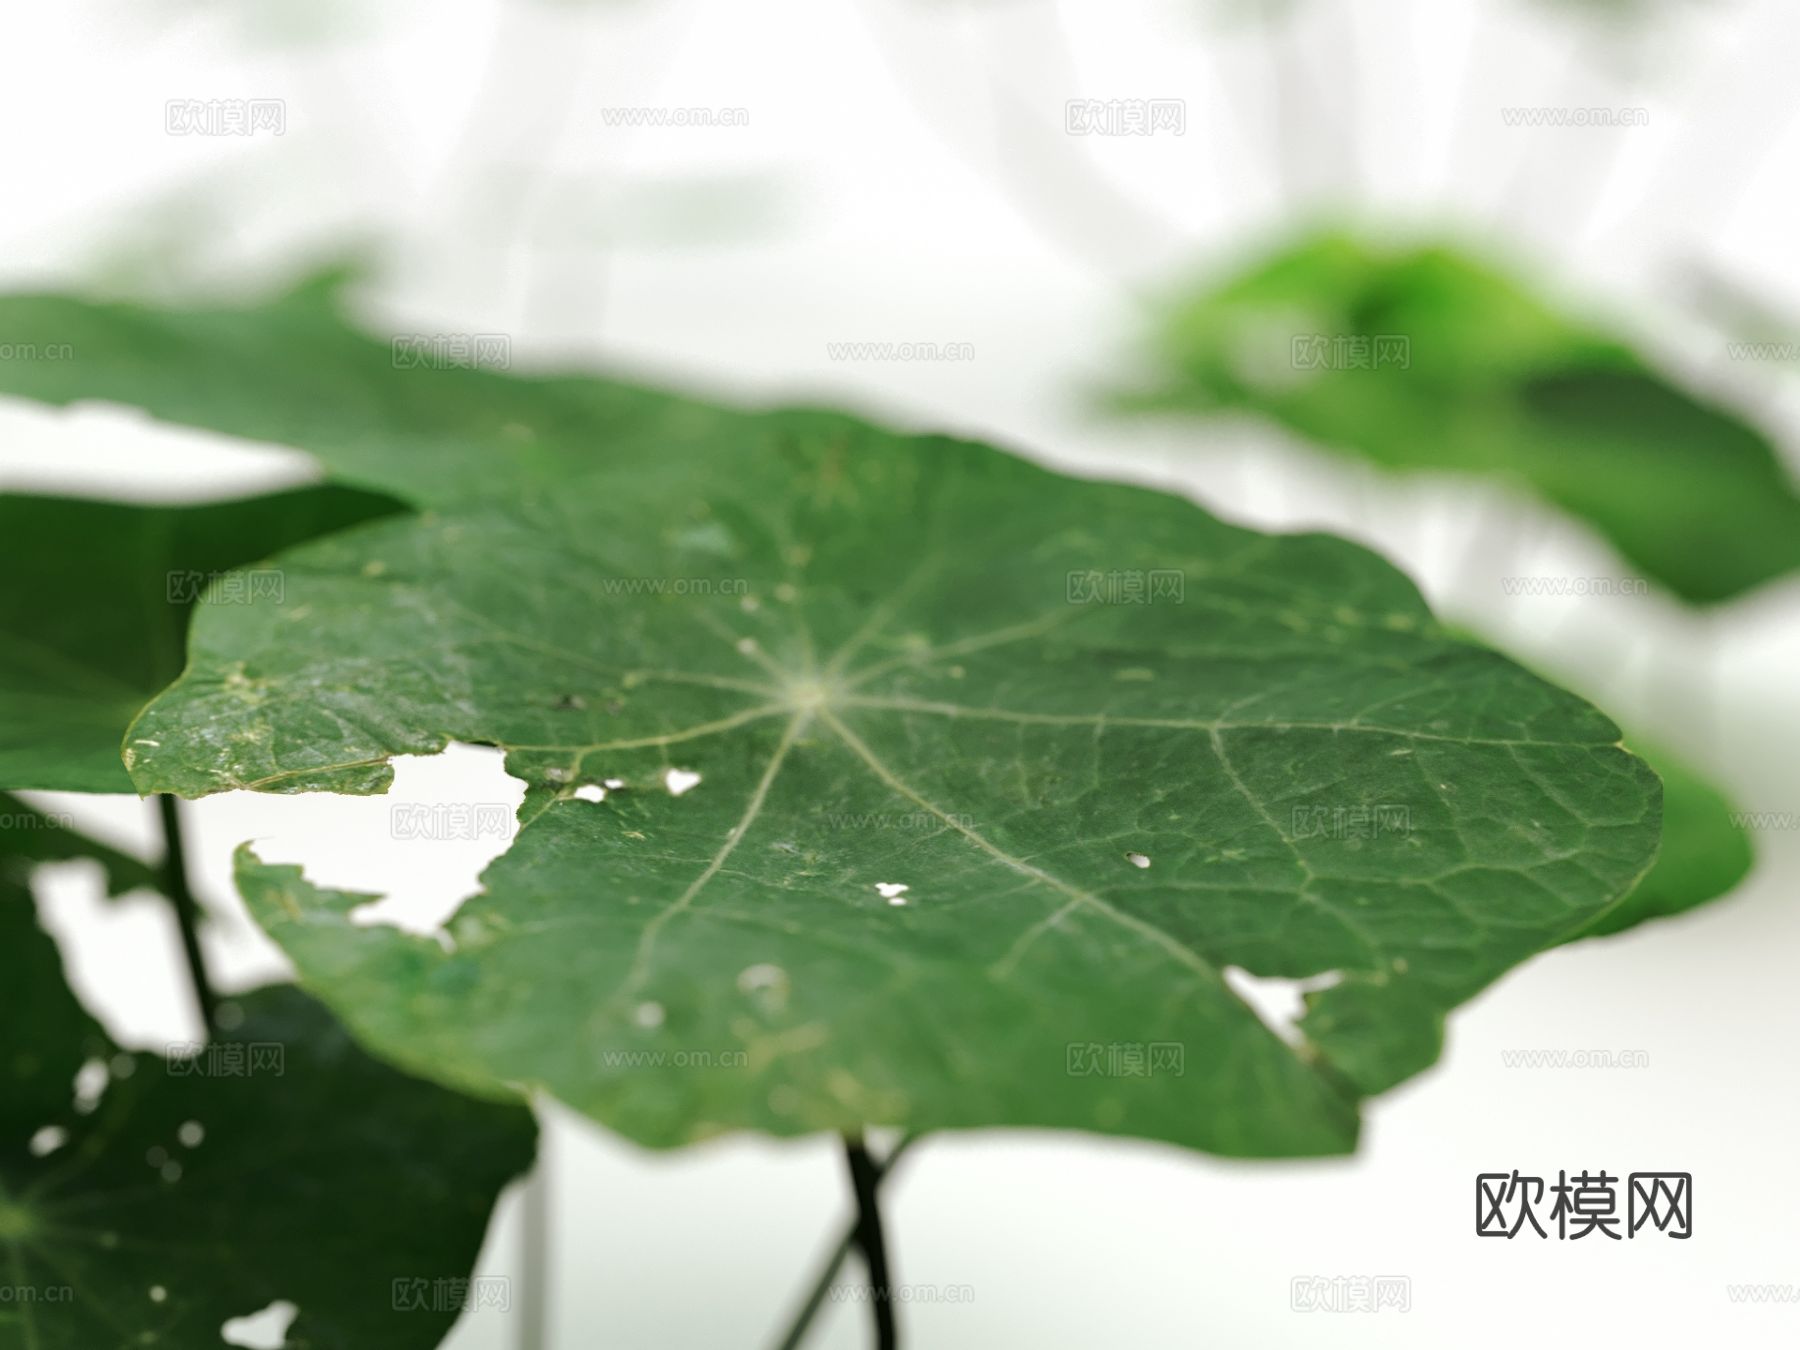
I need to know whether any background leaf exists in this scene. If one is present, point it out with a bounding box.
[0,278,732,514]
[0,487,401,792]
[1111,230,1800,604]
[0,793,157,896]
[0,874,536,1350]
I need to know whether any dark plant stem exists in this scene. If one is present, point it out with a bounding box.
[771,1136,917,1350]
[157,794,217,1034]
[842,1134,897,1349]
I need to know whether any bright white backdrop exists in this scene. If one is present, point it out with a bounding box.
[3,1,1799,1345]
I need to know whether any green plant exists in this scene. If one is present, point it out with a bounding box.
[0,274,1684,1347]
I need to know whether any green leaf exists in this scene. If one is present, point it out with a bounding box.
[119,399,1658,1157]
[0,487,402,792]
[1438,626,1753,940]
[1112,230,1800,604]
[0,877,536,1350]
[0,793,157,896]
[1566,738,1753,940]
[0,279,728,514]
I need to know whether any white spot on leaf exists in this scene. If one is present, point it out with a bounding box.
[737,963,789,1000]
[1124,852,1151,869]
[665,768,702,796]
[633,1001,666,1030]
[875,882,910,905]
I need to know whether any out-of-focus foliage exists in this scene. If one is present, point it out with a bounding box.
[1112,230,1800,605]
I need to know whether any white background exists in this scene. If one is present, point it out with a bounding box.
[3,0,1799,1345]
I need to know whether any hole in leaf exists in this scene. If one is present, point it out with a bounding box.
[874,882,910,905]
[222,1300,299,1350]
[665,768,702,796]
[572,784,606,803]
[1223,967,1343,1047]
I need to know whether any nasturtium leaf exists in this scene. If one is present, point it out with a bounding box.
[0,793,157,896]
[1437,626,1752,940]
[1110,230,1800,603]
[1566,738,1752,940]
[0,878,536,1350]
[0,487,402,792]
[0,276,734,514]
[123,406,1659,1157]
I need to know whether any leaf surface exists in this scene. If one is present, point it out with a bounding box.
[117,401,1661,1156]
[0,487,401,792]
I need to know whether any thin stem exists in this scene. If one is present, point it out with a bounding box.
[156,794,217,1034]
[771,1136,917,1350]
[517,1150,550,1350]
[842,1134,897,1350]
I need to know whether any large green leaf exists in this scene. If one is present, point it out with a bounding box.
[0,487,402,792]
[1112,230,1800,604]
[116,400,1659,1157]
[0,876,536,1350]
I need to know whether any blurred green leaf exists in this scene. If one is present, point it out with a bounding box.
[0,876,536,1350]
[1113,230,1800,604]
[0,487,402,792]
[0,793,157,896]
[0,276,733,514]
